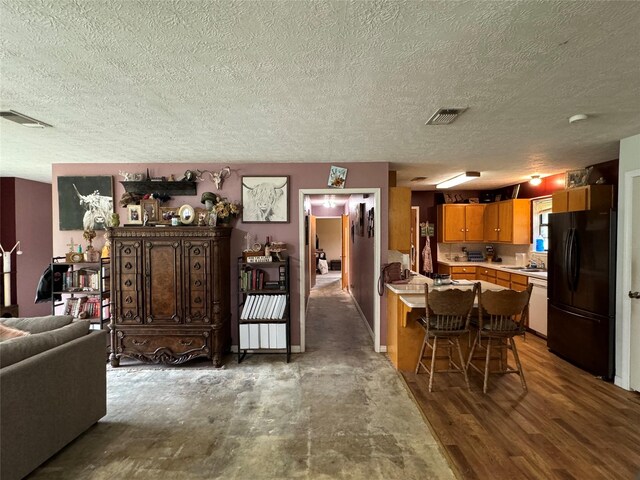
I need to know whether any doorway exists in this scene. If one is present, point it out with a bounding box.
[618,169,640,391]
[298,188,381,353]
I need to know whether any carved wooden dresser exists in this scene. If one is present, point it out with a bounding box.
[107,226,231,367]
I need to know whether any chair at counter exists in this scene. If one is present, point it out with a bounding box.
[467,284,533,393]
[415,283,479,392]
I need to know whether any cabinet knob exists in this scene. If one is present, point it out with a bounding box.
[460,229,464,232]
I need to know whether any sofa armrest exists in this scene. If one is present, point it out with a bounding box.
[0,330,107,480]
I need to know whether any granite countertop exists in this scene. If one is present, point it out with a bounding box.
[437,260,547,281]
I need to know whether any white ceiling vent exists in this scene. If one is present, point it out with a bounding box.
[0,110,52,128]
[425,108,467,125]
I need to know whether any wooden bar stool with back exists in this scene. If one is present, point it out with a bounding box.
[415,283,479,392]
[467,284,533,393]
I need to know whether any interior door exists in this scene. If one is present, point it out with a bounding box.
[630,176,640,391]
[341,214,349,290]
[410,207,419,271]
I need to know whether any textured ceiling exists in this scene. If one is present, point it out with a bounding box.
[1,0,639,189]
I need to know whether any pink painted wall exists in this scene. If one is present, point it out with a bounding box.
[0,178,52,317]
[52,162,390,348]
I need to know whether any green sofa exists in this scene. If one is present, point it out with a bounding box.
[0,315,107,480]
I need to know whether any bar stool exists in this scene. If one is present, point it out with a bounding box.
[467,284,533,393]
[415,283,479,392]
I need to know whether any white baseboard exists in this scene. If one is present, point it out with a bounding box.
[231,345,302,354]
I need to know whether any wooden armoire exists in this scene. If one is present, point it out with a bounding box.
[108,226,231,367]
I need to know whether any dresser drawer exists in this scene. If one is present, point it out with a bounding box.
[497,270,511,281]
[113,329,212,364]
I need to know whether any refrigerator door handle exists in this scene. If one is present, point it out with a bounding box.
[571,228,580,290]
[565,228,574,291]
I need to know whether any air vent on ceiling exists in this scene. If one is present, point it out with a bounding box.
[425,108,467,125]
[0,110,52,128]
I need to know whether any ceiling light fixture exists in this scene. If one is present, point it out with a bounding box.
[425,107,467,125]
[436,171,481,189]
[568,113,588,124]
[529,175,542,186]
[323,196,336,208]
[0,110,52,128]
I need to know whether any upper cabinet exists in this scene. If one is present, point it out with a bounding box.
[437,204,485,243]
[389,187,412,253]
[552,185,614,213]
[438,199,530,245]
[483,199,531,244]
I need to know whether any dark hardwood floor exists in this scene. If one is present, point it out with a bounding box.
[401,333,640,480]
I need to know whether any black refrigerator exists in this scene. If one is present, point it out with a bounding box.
[547,209,616,379]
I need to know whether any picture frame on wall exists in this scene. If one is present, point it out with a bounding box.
[355,203,365,236]
[127,205,143,225]
[328,166,347,188]
[57,176,114,230]
[241,176,289,223]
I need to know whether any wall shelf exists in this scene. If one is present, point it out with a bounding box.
[119,180,197,196]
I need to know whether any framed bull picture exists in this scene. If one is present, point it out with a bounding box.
[57,176,114,231]
[241,175,289,223]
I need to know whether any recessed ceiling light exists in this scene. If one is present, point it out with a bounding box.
[436,171,480,189]
[425,107,467,125]
[0,110,52,128]
[411,177,427,182]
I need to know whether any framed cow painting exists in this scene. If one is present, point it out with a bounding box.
[57,176,114,230]
[241,176,289,223]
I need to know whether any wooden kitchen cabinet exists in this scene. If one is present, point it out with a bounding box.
[551,185,613,213]
[510,273,529,292]
[109,226,231,367]
[437,204,485,243]
[450,265,477,280]
[389,187,411,253]
[483,199,531,244]
[477,266,498,283]
[496,270,511,288]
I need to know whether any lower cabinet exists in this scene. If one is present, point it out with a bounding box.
[450,265,476,280]
[109,226,231,367]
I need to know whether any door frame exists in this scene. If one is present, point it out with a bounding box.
[298,188,381,353]
[616,167,640,390]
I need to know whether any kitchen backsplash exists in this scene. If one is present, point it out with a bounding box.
[437,243,547,267]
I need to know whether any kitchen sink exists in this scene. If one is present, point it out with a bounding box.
[504,266,546,272]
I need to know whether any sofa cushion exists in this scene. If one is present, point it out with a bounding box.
[0,315,74,334]
[0,320,90,368]
[0,324,31,341]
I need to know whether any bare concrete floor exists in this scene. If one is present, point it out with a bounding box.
[28,274,454,479]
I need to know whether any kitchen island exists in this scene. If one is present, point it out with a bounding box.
[386,275,507,372]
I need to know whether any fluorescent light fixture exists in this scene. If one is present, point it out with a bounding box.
[529,175,542,186]
[0,110,52,128]
[436,171,480,189]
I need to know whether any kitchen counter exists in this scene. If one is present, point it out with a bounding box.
[385,275,508,371]
[438,260,547,280]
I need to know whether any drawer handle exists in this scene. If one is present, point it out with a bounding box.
[125,262,133,270]
[124,248,131,254]
[124,279,132,287]
[125,296,133,304]
[193,248,201,255]
[180,340,193,346]
[132,339,148,346]
[194,296,202,304]
[193,262,201,270]
[194,280,202,287]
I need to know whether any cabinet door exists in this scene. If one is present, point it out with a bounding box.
[144,240,183,324]
[389,187,411,251]
[184,241,211,324]
[567,187,588,212]
[442,205,466,242]
[552,191,568,213]
[113,240,143,324]
[483,203,499,241]
[465,205,485,241]
[497,201,513,242]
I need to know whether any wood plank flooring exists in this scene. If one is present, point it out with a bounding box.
[401,334,640,480]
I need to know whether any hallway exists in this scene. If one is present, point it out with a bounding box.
[28,272,454,479]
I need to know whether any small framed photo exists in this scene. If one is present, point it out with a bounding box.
[565,167,592,188]
[194,207,209,226]
[127,205,142,225]
[140,198,159,223]
[241,176,289,223]
[158,206,177,224]
[328,166,348,188]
